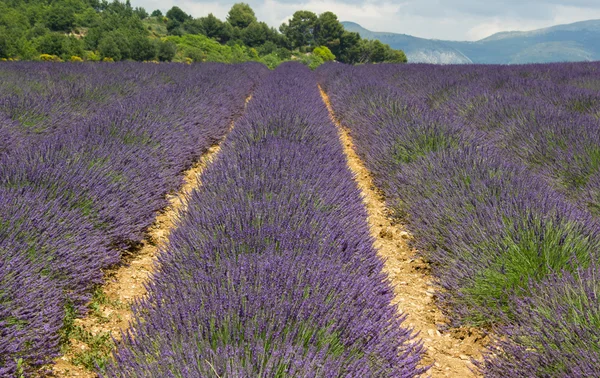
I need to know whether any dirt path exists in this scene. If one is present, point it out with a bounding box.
[49,97,251,377]
[320,87,487,377]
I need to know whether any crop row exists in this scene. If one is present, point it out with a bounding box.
[105,63,425,377]
[0,62,267,376]
[318,62,600,376]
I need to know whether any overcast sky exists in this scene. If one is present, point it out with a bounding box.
[137,0,600,41]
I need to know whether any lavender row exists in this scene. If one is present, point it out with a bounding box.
[317,62,600,376]
[0,62,268,376]
[106,63,425,377]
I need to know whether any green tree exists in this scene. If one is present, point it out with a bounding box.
[198,13,224,39]
[385,48,408,63]
[166,6,191,23]
[280,11,318,49]
[0,31,10,59]
[157,40,176,61]
[242,21,269,47]
[107,31,131,59]
[227,3,256,29]
[334,31,360,63]
[62,36,84,59]
[181,19,204,35]
[151,9,163,17]
[46,4,76,32]
[314,12,344,47]
[134,7,148,20]
[300,53,324,70]
[257,40,277,55]
[313,45,335,61]
[98,34,121,60]
[129,35,156,61]
[36,33,67,56]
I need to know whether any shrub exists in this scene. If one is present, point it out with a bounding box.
[98,36,121,61]
[86,51,101,61]
[299,54,324,70]
[157,40,177,62]
[39,53,62,62]
[313,46,335,62]
[69,56,83,62]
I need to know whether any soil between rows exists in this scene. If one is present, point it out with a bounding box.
[319,85,488,378]
[48,97,250,377]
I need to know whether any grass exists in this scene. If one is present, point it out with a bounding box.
[462,216,597,325]
[58,288,124,373]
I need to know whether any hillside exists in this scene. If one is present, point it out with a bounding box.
[342,19,600,64]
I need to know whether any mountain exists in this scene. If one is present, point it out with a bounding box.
[342,20,600,64]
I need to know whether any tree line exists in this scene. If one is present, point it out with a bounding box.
[0,0,407,66]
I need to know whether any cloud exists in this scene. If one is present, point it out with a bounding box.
[135,0,600,41]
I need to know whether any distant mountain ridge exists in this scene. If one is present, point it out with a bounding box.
[342,20,600,64]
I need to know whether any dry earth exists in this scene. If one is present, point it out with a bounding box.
[49,97,251,377]
[320,86,488,377]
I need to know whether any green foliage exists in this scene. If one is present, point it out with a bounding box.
[463,217,599,324]
[227,3,257,29]
[46,3,76,32]
[313,46,335,61]
[134,7,148,20]
[36,33,82,59]
[385,48,408,63]
[260,53,283,69]
[98,35,121,60]
[300,53,324,70]
[280,10,318,49]
[314,11,344,47]
[0,0,406,66]
[166,6,191,24]
[157,40,176,61]
[129,35,156,61]
[195,13,225,40]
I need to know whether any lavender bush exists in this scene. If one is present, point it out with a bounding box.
[106,63,425,377]
[480,265,600,377]
[318,62,600,376]
[0,62,267,376]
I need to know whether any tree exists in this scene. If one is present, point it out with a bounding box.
[166,6,191,24]
[37,33,68,56]
[257,40,277,55]
[157,40,176,61]
[280,11,318,50]
[0,30,10,59]
[151,9,163,17]
[300,54,324,70]
[198,13,224,40]
[334,31,360,63]
[181,19,204,35]
[98,35,121,60]
[106,31,131,59]
[313,46,335,61]
[46,4,76,32]
[227,3,256,29]
[134,7,148,20]
[242,22,269,47]
[129,35,156,61]
[314,11,344,47]
[385,49,408,63]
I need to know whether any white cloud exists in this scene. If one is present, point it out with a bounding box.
[466,5,600,40]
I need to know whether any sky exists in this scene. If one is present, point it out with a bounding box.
[137,0,600,41]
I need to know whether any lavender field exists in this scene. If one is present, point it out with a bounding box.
[1,60,600,377]
[0,62,266,376]
[319,62,600,377]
